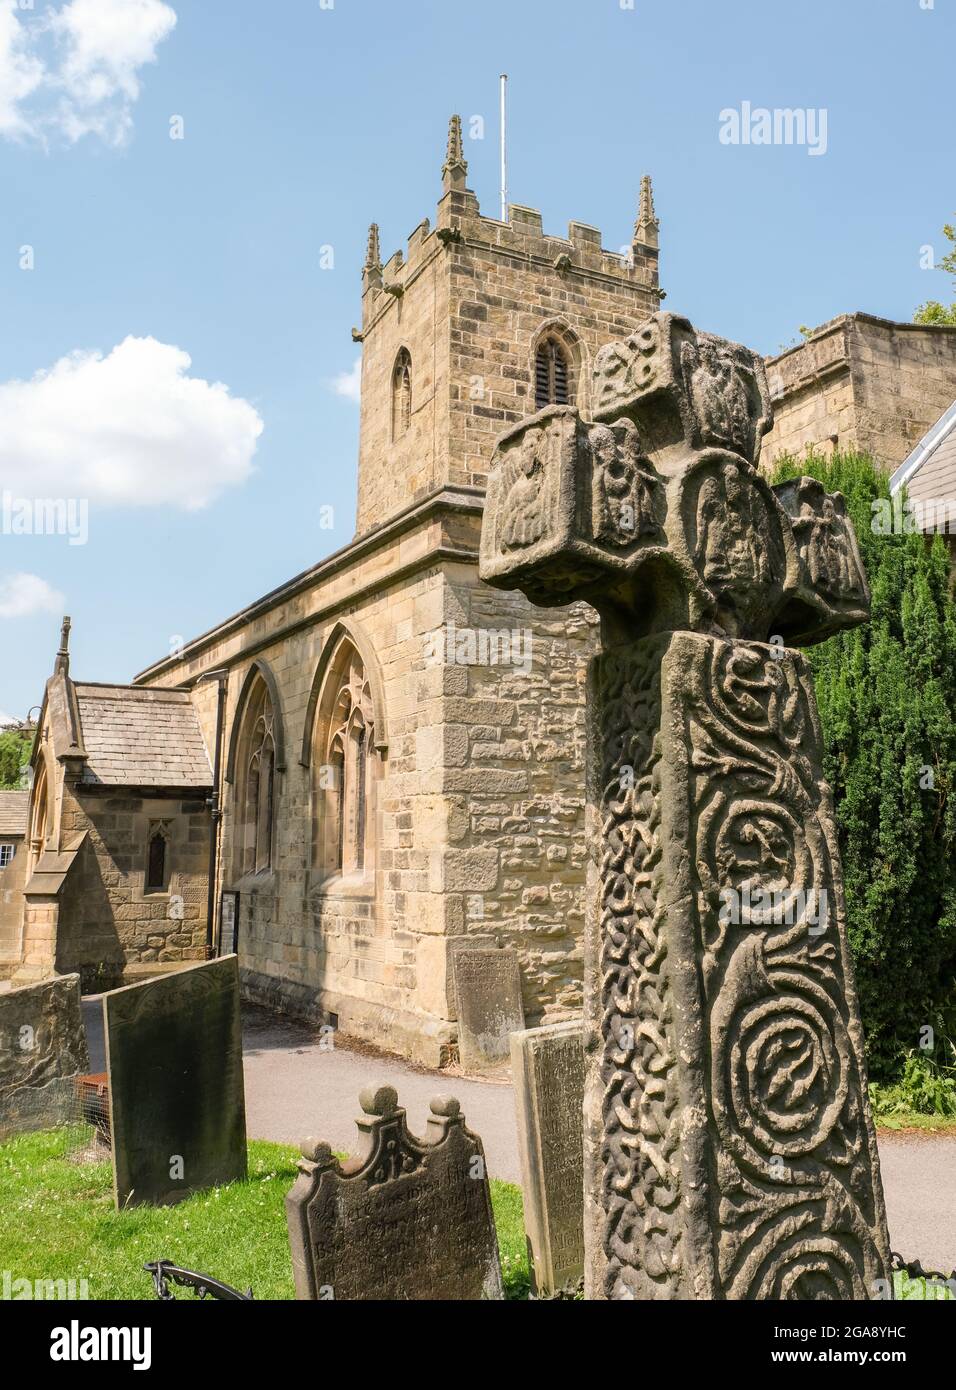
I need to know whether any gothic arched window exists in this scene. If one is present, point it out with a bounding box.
[534,334,572,410]
[392,348,412,440]
[314,640,376,881]
[236,675,277,876]
[145,821,171,893]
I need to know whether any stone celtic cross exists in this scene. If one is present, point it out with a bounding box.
[479,312,892,1301]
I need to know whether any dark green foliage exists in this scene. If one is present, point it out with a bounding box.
[770,452,956,1080]
[0,729,33,789]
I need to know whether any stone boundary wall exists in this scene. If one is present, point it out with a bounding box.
[763,313,956,471]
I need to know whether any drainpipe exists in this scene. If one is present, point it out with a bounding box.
[196,670,229,959]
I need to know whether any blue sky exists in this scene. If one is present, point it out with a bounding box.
[0,0,953,719]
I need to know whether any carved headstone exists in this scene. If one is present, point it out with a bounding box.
[0,974,89,1140]
[511,1020,585,1295]
[286,1085,503,1301]
[453,946,525,1072]
[104,956,246,1208]
[480,311,892,1300]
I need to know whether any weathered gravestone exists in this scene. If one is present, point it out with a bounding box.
[511,1020,585,1295]
[286,1085,503,1300]
[480,311,893,1300]
[104,955,246,1208]
[0,974,89,1140]
[453,946,524,1072]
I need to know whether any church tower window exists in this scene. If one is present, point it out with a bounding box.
[392,349,412,440]
[535,335,572,410]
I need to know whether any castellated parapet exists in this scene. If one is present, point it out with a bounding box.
[355,115,661,536]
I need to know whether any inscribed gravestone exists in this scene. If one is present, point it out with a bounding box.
[511,1020,585,1295]
[286,1085,503,1300]
[104,955,246,1208]
[453,947,524,1072]
[0,974,89,1140]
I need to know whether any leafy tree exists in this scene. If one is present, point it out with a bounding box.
[913,300,956,326]
[915,216,956,324]
[0,729,33,790]
[771,451,956,1078]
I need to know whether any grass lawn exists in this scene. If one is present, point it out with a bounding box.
[874,1113,956,1135]
[0,1126,947,1302]
[0,1126,531,1301]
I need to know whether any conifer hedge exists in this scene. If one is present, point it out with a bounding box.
[771,452,956,1078]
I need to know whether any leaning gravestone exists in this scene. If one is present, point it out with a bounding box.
[453,946,524,1072]
[0,974,89,1140]
[511,1020,585,1296]
[286,1085,503,1300]
[480,311,893,1300]
[104,955,246,1208]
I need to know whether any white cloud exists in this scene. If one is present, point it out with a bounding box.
[0,573,64,620]
[331,357,362,404]
[0,710,18,726]
[0,1,44,139]
[0,0,176,146]
[0,336,264,511]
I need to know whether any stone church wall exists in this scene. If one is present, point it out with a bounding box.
[55,786,210,990]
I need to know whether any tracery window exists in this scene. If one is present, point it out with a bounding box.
[392,348,412,440]
[315,642,376,880]
[237,676,277,876]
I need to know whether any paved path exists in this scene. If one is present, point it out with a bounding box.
[241,1008,521,1180]
[84,1001,956,1276]
[876,1132,956,1277]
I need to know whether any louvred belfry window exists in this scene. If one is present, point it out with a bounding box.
[535,337,571,410]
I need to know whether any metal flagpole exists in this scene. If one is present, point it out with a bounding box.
[500,73,508,222]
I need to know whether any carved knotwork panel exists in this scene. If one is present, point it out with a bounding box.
[593,638,682,1301]
[591,313,772,465]
[590,632,892,1301]
[591,319,666,425]
[673,634,891,1300]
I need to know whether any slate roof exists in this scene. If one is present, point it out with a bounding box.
[0,790,29,836]
[890,398,956,525]
[73,684,213,789]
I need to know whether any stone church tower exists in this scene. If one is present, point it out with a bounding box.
[7,119,662,1066]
